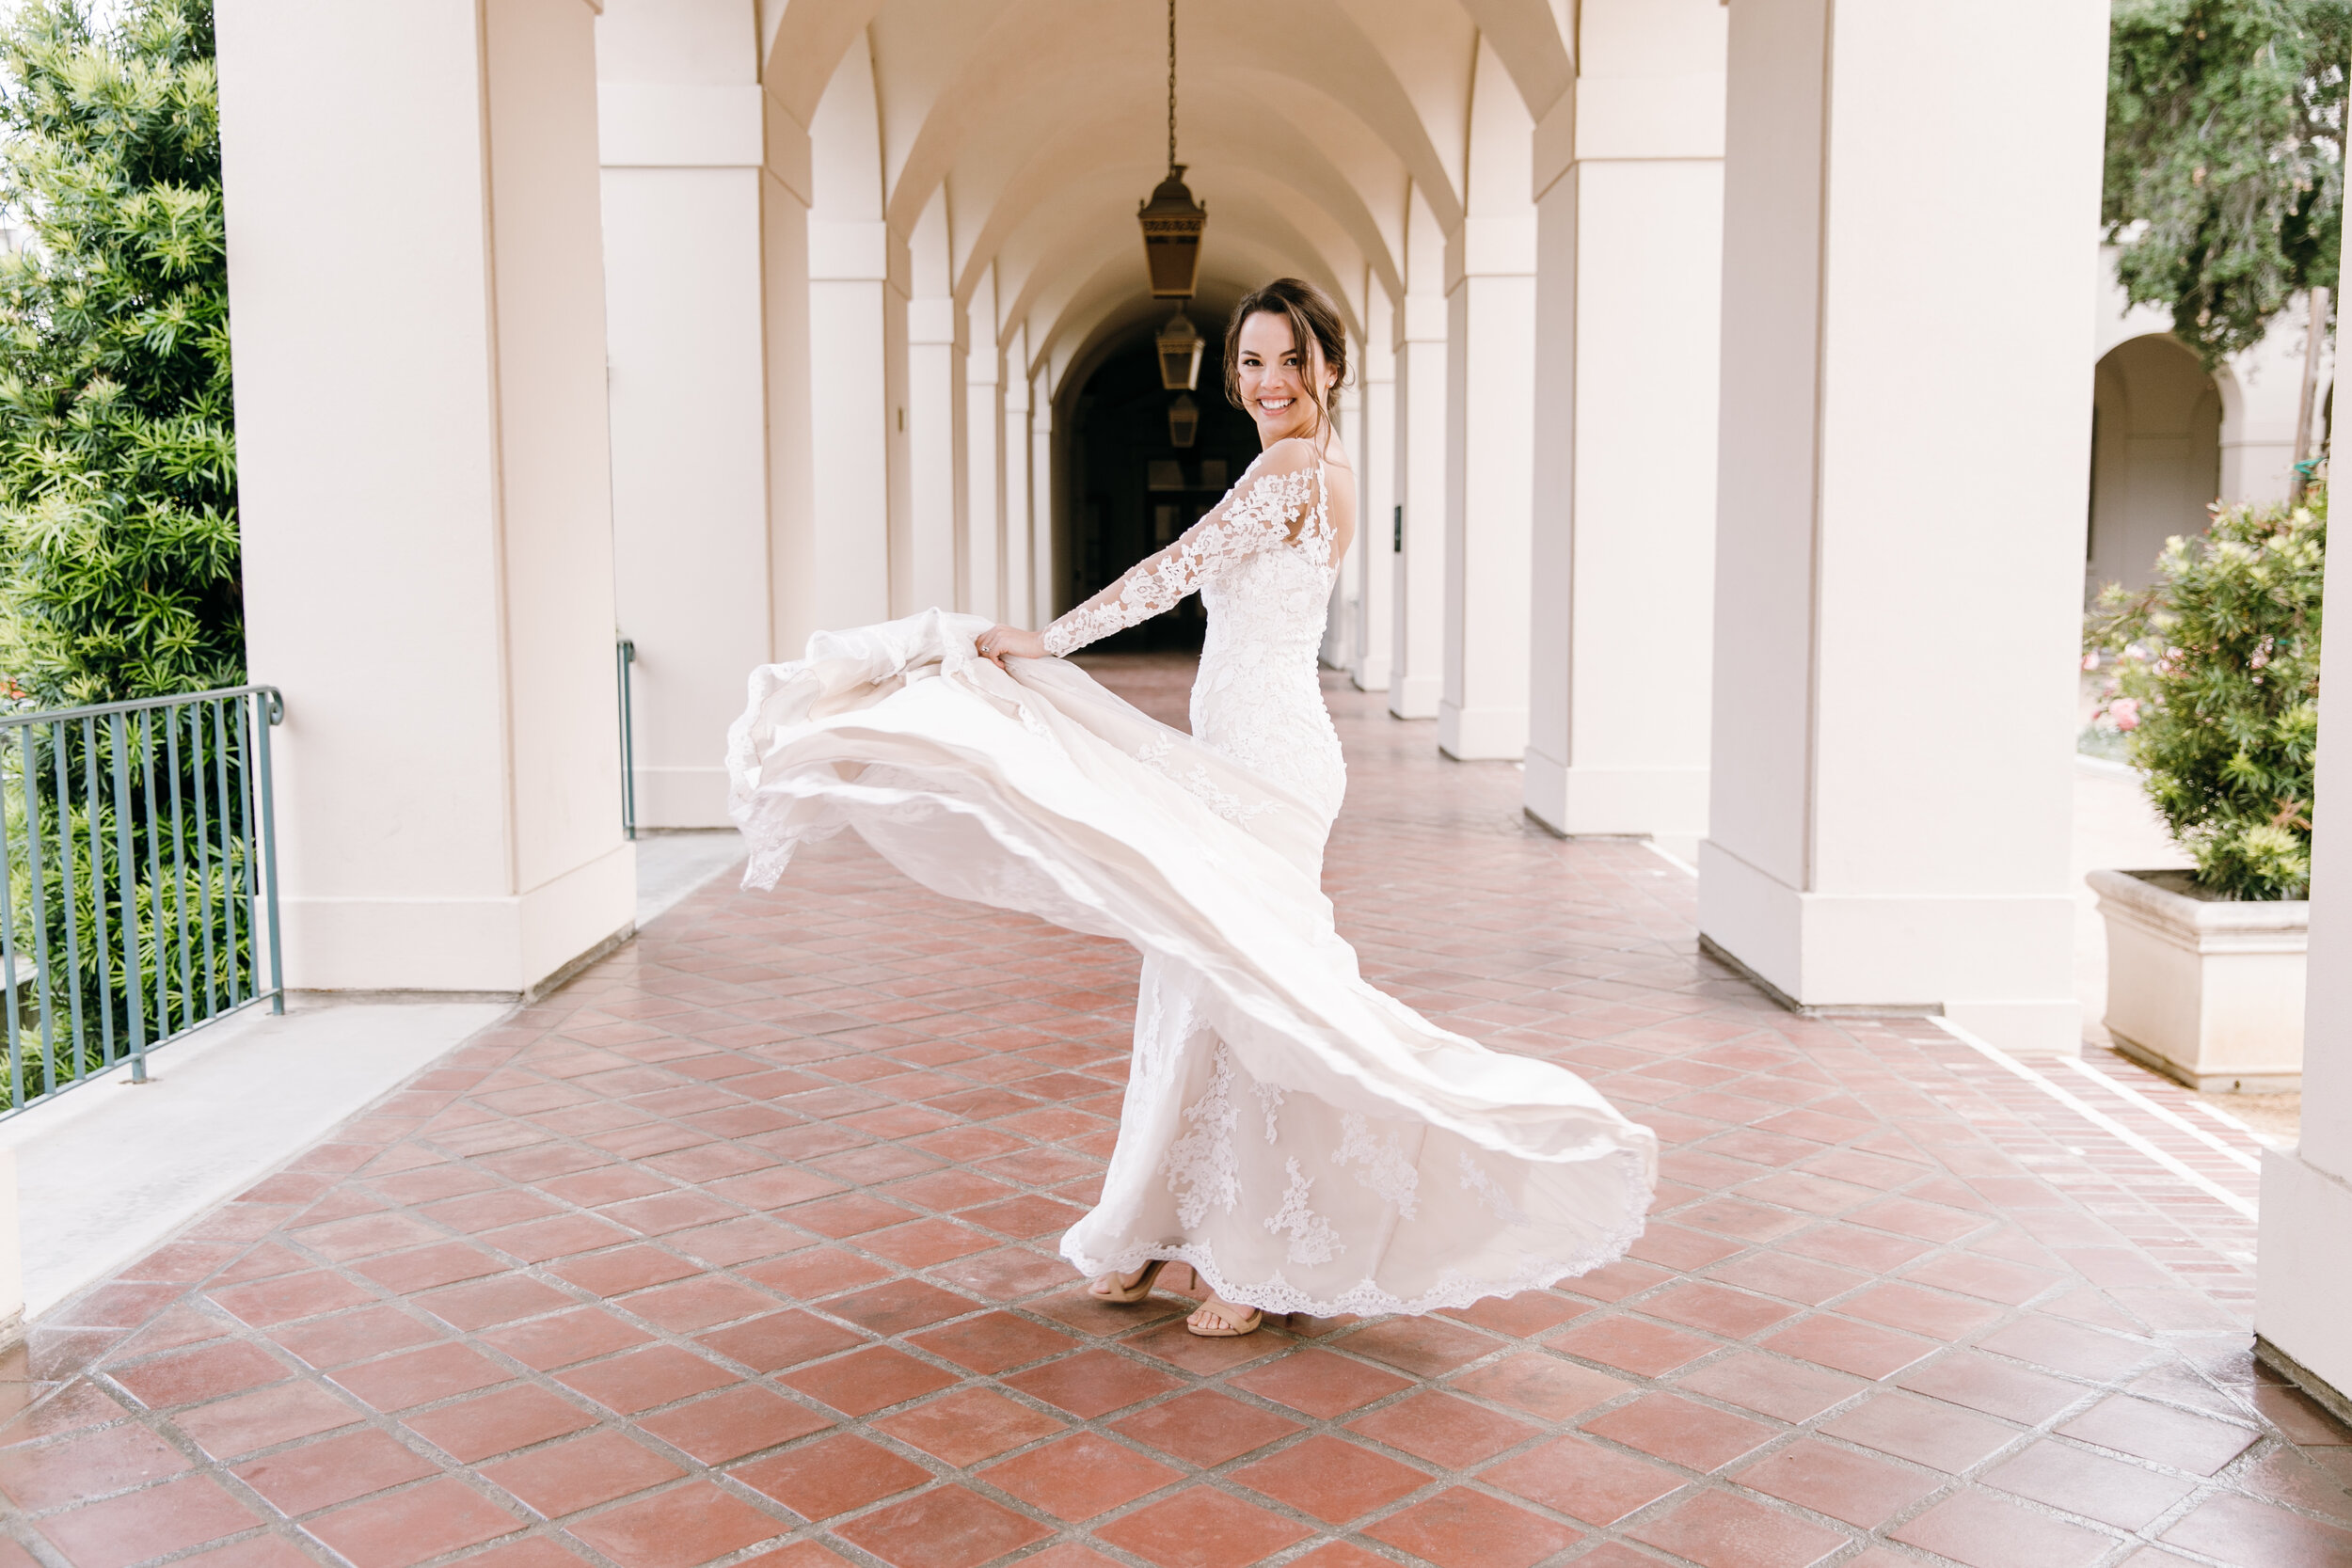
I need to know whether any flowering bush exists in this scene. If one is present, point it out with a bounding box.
[2086,485,2326,899]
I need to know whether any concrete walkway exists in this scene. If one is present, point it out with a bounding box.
[0,661,2342,1568]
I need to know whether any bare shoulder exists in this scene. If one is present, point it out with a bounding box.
[1252,436,1321,476]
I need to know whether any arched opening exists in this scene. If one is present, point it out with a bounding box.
[2088,334,2222,594]
[1057,316,1261,652]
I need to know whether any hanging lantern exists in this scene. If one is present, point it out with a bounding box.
[1137,0,1205,299]
[1155,309,1203,391]
[1168,392,1200,449]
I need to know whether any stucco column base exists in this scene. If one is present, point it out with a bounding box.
[1389,675,1442,721]
[1352,656,1392,695]
[0,1148,22,1349]
[1438,701,1528,762]
[1700,840,2081,1055]
[1523,752,1709,843]
[2256,1148,2352,1427]
[283,841,635,997]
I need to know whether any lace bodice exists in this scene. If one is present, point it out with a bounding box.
[1041,443,1347,827]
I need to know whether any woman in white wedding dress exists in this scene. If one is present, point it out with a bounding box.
[728,279,1655,1339]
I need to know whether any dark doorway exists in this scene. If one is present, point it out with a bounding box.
[1065,321,1262,653]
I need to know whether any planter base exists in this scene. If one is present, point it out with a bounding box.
[2108,1028,2301,1094]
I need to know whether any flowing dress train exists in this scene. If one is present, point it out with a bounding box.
[727,439,1657,1316]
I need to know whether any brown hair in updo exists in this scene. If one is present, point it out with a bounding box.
[1222,277,1350,443]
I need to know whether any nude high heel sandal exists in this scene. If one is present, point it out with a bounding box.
[1090,1259,1168,1303]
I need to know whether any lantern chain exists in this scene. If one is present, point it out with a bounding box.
[1167,0,1178,176]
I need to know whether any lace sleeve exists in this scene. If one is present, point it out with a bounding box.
[1041,462,1316,657]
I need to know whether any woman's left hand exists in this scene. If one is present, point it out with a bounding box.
[977,626,1045,668]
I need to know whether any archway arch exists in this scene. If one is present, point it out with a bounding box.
[2089,333,2221,594]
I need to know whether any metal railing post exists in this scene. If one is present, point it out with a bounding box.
[616,637,638,842]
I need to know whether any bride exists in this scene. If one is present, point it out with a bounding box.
[728,278,1656,1339]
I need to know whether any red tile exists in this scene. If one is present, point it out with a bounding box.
[333,1342,512,1412]
[172,1381,365,1459]
[1332,1317,1497,1378]
[476,1308,652,1371]
[830,1483,1051,1568]
[729,1432,931,1520]
[1893,1488,2113,1568]
[1642,1281,1802,1338]
[0,1420,193,1509]
[269,1306,444,1370]
[1362,1486,1580,1568]
[817,1278,977,1335]
[415,1276,577,1332]
[1344,1390,1539,1468]
[305,1477,523,1568]
[444,1542,599,1568]
[34,1474,261,1568]
[1550,1313,1720,1376]
[906,1310,1075,1372]
[982,1431,1183,1519]
[618,1276,775,1332]
[1706,1252,1873,1307]
[1822,1392,2024,1473]
[694,1310,866,1373]
[557,1345,738,1415]
[1839,1282,2005,1341]
[1003,1347,1185,1418]
[1976,1317,2153,1381]
[231,1427,437,1515]
[208,1271,377,1328]
[353,1243,510,1294]
[176,1536,326,1568]
[547,1245,700,1297]
[737,1247,893,1298]
[1736,1437,1942,1528]
[1983,1440,2197,1530]
[1674,1352,1865,1422]
[1581,1393,1778,1471]
[563,1481,786,1568]
[1628,1488,1850,1568]
[637,1385,833,1465]
[873,1386,1068,1466]
[403,1386,600,1463]
[112,1340,291,1408]
[2162,1491,2352,1568]
[483,1430,685,1517]
[1229,1433,1426,1524]
[1895,1351,2088,1425]
[2058,1394,2259,1476]
[1482,1433,1683,1526]
[1447,1350,1632,1420]
[1091,1485,1314,1568]
[1758,1314,1937,1380]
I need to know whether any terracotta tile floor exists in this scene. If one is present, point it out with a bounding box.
[5,656,2347,1568]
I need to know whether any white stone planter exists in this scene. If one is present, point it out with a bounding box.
[2088,868,2307,1092]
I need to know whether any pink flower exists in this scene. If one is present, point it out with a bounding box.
[2082,652,2100,671]
[2109,698,2140,732]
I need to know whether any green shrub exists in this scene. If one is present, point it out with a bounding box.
[2086,487,2326,898]
[0,0,238,706]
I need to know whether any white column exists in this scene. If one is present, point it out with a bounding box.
[1391,195,1449,721]
[907,189,963,614]
[965,268,1003,620]
[218,0,631,991]
[1352,292,1397,693]
[1439,40,1538,761]
[1699,0,2106,1053]
[1030,379,1056,619]
[1003,325,1033,626]
[1322,368,1365,668]
[596,1,805,828]
[807,33,898,628]
[2257,445,2352,1418]
[1524,0,1726,856]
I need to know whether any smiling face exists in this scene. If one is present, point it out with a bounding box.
[1234,310,1334,447]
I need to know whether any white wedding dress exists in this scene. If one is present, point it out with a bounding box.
[728,439,1656,1316]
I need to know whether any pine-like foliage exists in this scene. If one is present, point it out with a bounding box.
[0,0,238,706]
[2106,0,2350,368]
[2087,488,2327,899]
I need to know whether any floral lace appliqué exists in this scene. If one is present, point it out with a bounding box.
[1131,735,1281,828]
[1263,1156,1343,1266]
[1161,1043,1240,1227]
[1253,1083,1285,1145]
[1457,1150,1534,1227]
[1332,1112,1420,1217]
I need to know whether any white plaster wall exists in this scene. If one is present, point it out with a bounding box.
[1004,325,1034,627]
[1391,195,1449,721]
[1701,0,2106,1053]
[218,0,630,993]
[966,268,1003,621]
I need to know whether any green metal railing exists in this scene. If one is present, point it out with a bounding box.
[617,637,637,841]
[0,685,284,1119]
